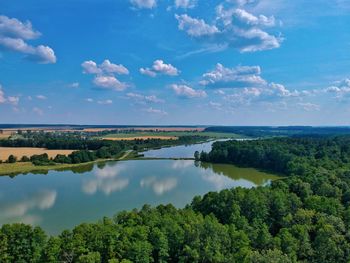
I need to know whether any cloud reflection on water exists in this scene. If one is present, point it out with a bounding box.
[0,189,57,225]
[82,164,129,195]
[140,176,178,195]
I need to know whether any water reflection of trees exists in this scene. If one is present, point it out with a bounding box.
[199,162,278,186]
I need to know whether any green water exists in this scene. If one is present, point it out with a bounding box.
[0,141,280,235]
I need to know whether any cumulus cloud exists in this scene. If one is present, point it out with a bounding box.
[68,82,80,88]
[82,60,102,74]
[144,107,168,115]
[130,0,157,9]
[100,59,129,75]
[32,107,44,116]
[171,84,207,98]
[36,94,47,100]
[82,59,129,75]
[82,59,130,91]
[97,99,113,105]
[175,3,282,53]
[0,85,19,106]
[85,98,94,102]
[175,0,197,9]
[209,101,223,110]
[0,15,56,63]
[202,63,309,108]
[140,59,179,77]
[93,75,128,91]
[175,14,219,37]
[126,92,164,104]
[325,78,350,99]
[297,102,320,111]
[200,63,266,88]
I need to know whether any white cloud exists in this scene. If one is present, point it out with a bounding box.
[297,102,320,111]
[175,14,219,37]
[82,60,102,74]
[0,15,56,63]
[145,107,168,115]
[175,4,282,53]
[200,63,266,88]
[68,82,80,88]
[97,99,113,105]
[171,84,207,98]
[140,59,179,77]
[7,96,19,106]
[36,94,47,100]
[100,59,129,75]
[32,107,44,116]
[325,78,350,99]
[82,59,130,91]
[93,75,128,91]
[0,87,6,104]
[175,0,197,9]
[209,101,223,110]
[126,92,164,104]
[130,0,157,9]
[0,85,19,106]
[85,98,94,102]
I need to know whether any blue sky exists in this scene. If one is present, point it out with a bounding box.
[0,0,350,125]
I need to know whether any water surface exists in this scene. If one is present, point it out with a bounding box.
[0,140,280,235]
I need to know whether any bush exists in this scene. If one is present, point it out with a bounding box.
[7,155,17,163]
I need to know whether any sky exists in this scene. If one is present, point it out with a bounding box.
[0,0,350,126]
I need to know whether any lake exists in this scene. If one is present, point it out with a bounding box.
[0,140,280,235]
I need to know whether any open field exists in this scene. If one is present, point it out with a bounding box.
[0,147,74,161]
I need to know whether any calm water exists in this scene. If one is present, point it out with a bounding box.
[0,141,280,235]
[140,139,225,158]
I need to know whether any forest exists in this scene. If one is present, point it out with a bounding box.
[2,135,350,262]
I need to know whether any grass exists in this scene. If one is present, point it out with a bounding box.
[0,161,93,176]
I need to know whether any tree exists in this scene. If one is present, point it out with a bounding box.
[7,154,17,163]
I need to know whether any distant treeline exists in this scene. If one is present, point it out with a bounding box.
[1,132,206,166]
[205,126,350,137]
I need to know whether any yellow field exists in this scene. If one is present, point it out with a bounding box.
[103,136,178,141]
[0,147,74,161]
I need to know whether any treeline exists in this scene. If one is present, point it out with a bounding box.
[1,132,206,166]
[0,132,206,150]
[205,126,350,137]
[200,136,350,175]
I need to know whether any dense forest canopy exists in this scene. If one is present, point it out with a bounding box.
[205,126,350,137]
[2,135,350,262]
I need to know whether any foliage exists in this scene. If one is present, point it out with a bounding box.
[3,136,350,262]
